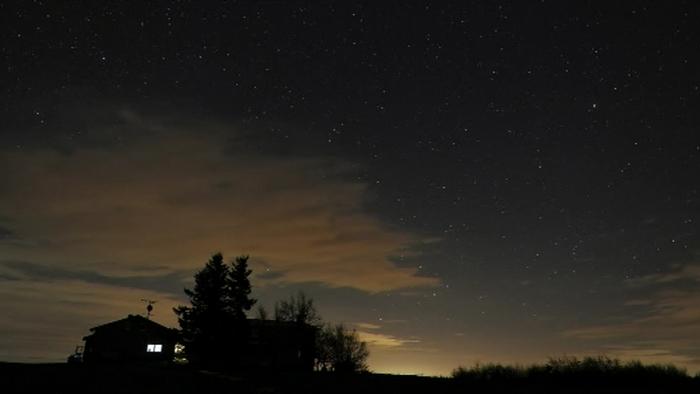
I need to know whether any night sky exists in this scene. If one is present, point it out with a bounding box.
[2,1,700,375]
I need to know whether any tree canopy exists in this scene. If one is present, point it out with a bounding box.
[273,291,368,372]
[227,255,256,320]
[174,253,256,366]
[316,323,369,373]
[274,291,321,326]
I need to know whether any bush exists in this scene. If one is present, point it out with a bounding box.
[452,355,691,384]
[316,324,369,373]
[452,363,526,381]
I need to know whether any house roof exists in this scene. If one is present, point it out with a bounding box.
[87,314,176,335]
[84,315,315,342]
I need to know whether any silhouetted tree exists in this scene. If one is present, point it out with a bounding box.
[174,253,256,367]
[274,292,368,372]
[274,291,321,325]
[227,255,256,320]
[316,323,369,373]
[255,305,269,320]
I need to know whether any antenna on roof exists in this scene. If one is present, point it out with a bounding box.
[141,299,157,319]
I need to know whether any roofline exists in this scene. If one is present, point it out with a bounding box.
[89,314,174,331]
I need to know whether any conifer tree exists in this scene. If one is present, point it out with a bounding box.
[174,253,256,367]
[227,255,256,320]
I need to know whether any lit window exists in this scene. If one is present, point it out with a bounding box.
[146,344,163,352]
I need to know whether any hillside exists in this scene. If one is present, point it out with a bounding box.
[2,362,699,394]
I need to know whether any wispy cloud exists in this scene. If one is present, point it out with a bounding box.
[628,263,700,286]
[357,330,421,348]
[0,109,440,362]
[354,322,382,330]
[0,260,187,295]
[351,321,422,350]
[563,261,700,371]
[604,346,698,367]
[0,110,439,293]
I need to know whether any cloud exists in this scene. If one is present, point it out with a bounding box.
[0,109,443,362]
[357,330,421,348]
[351,321,422,350]
[628,263,700,286]
[604,347,698,368]
[354,322,382,330]
[563,262,700,372]
[0,260,187,295]
[0,110,439,293]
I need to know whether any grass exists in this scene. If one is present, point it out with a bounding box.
[452,356,690,380]
[451,356,695,392]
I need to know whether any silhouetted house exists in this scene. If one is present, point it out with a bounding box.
[79,315,316,371]
[82,315,179,364]
[246,319,317,371]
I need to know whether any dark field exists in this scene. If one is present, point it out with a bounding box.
[2,362,699,394]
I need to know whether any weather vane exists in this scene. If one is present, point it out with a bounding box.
[140,299,157,319]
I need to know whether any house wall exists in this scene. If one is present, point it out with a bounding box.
[83,330,175,364]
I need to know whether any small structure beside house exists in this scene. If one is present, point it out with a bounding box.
[247,319,317,371]
[81,314,179,364]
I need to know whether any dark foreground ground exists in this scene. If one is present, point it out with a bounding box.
[1,362,699,394]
